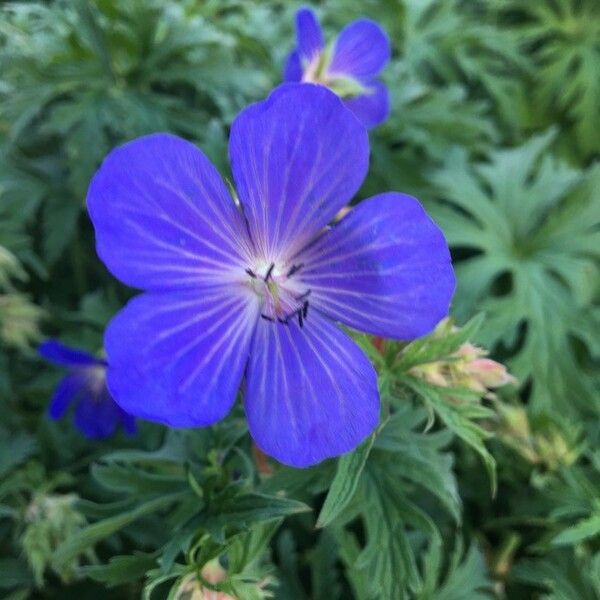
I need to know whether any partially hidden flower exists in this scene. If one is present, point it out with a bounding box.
[175,560,271,600]
[283,7,390,128]
[495,404,581,470]
[39,339,136,439]
[87,84,454,467]
[410,339,516,398]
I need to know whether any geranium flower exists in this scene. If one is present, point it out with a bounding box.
[87,84,454,467]
[39,339,136,439]
[283,7,390,128]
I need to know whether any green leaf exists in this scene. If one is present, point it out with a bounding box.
[375,411,461,522]
[316,432,375,528]
[498,0,600,157]
[552,512,600,546]
[205,491,310,542]
[417,539,494,600]
[430,133,599,416]
[405,377,496,495]
[81,552,158,587]
[52,493,185,566]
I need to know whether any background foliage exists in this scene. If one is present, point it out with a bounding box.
[0,0,598,598]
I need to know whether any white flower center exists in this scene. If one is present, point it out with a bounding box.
[245,261,311,326]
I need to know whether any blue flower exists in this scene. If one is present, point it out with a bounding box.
[87,84,454,467]
[283,7,391,128]
[39,340,136,440]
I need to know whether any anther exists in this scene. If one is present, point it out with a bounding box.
[302,301,309,318]
[245,268,257,278]
[298,309,304,328]
[264,263,275,282]
[260,314,274,322]
[287,263,304,277]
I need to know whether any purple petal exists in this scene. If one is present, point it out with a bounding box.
[48,373,87,420]
[120,410,138,436]
[245,311,379,467]
[229,83,369,260]
[329,19,390,80]
[296,193,455,339]
[343,81,390,129]
[104,289,259,428]
[87,133,253,292]
[39,339,101,368]
[74,390,122,440]
[283,50,303,82]
[296,8,323,61]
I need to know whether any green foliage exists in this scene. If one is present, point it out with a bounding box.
[497,0,600,158]
[430,131,599,414]
[0,0,598,598]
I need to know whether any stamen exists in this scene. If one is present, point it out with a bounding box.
[264,263,275,282]
[260,314,274,322]
[287,263,304,277]
[245,268,257,278]
[303,301,309,319]
[298,308,304,328]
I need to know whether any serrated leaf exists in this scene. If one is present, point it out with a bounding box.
[80,552,158,587]
[551,512,600,547]
[53,493,185,566]
[316,433,375,528]
[430,134,599,415]
[405,377,496,495]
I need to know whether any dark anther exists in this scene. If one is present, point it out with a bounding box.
[287,263,304,277]
[298,308,304,328]
[264,263,275,282]
[295,289,312,301]
[245,268,257,278]
[302,301,309,319]
[260,314,274,322]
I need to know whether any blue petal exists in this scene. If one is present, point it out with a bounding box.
[283,50,303,82]
[104,289,259,428]
[74,390,122,440]
[39,339,101,367]
[245,311,379,467]
[296,8,323,61]
[343,81,390,129]
[229,84,369,260]
[120,410,138,436]
[87,133,253,292]
[47,373,87,420]
[296,193,455,339]
[329,19,390,80]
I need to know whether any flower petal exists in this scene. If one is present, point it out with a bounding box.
[39,339,101,367]
[48,373,86,420]
[245,311,379,467]
[87,133,252,292]
[120,411,138,436]
[296,193,455,339]
[283,50,303,82]
[104,289,259,428]
[229,84,369,260]
[74,390,122,440]
[329,19,390,80]
[343,81,390,129]
[296,8,323,62]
